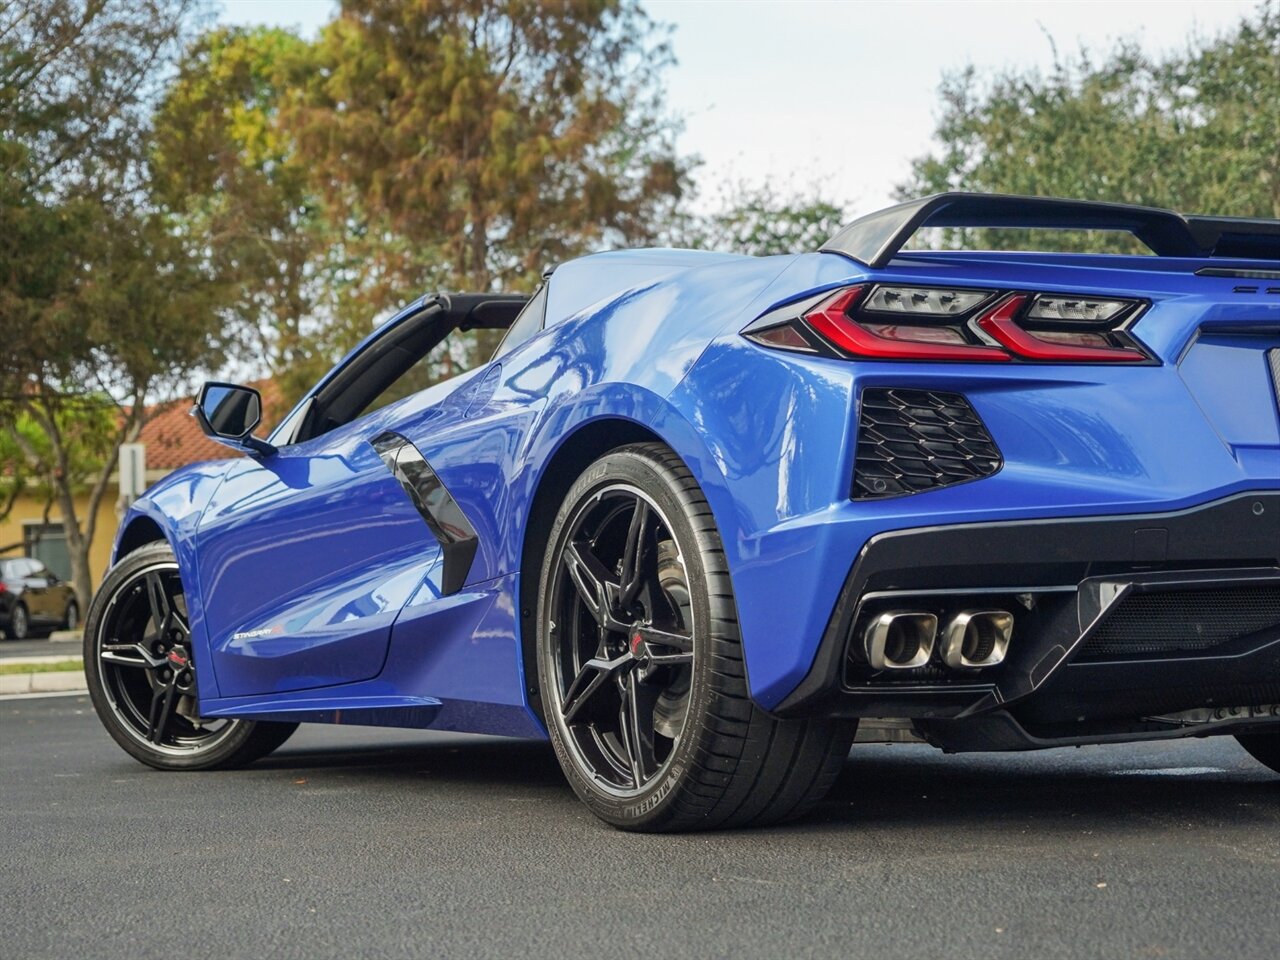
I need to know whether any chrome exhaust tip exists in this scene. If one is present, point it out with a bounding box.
[864,611,938,670]
[942,610,1013,669]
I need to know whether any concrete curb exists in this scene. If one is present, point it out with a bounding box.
[0,664,87,695]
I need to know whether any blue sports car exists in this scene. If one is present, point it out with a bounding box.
[86,193,1280,831]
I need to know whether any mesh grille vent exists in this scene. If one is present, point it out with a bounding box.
[854,389,1002,499]
[1080,584,1280,659]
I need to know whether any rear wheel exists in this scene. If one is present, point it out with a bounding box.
[1235,732,1280,774]
[85,543,297,770]
[537,443,854,832]
[63,599,79,632]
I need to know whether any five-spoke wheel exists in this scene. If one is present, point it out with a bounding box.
[85,542,296,770]
[538,443,855,831]
[548,485,695,794]
[94,561,230,751]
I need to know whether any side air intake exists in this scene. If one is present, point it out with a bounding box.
[854,389,1002,499]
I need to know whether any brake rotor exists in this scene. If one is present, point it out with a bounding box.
[652,539,692,740]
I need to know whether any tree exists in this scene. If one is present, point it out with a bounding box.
[674,179,848,257]
[0,403,112,555]
[151,2,692,404]
[0,417,45,534]
[295,0,689,372]
[297,0,687,289]
[1,0,233,606]
[898,1,1280,251]
[151,25,340,405]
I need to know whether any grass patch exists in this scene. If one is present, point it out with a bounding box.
[0,658,83,675]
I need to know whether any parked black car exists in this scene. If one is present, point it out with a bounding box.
[0,557,79,640]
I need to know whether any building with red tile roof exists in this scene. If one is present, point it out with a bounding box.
[1,380,284,585]
[137,379,284,473]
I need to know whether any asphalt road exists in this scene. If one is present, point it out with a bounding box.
[1,695,1276,960]
[0,635,81,659]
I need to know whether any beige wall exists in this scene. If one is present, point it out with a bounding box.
[0,486,121,588]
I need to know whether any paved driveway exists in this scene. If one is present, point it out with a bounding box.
[1,694,1276,959]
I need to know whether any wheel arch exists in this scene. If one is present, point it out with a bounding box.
[115,515,168,561]
[516,416,665,721]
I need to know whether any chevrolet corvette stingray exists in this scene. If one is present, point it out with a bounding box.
[85,193,1280,831]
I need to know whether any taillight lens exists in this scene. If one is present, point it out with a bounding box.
[861,285,990,316]
[744,284,1150,363]
[804,288,1009,361]
[1024,295,1130,323]
[976,295,1146,362]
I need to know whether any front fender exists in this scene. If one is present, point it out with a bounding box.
[112,460,235,567]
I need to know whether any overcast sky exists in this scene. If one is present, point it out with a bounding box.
[219,0,1258,216]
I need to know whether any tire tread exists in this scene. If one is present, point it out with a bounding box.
[538,442,854,832]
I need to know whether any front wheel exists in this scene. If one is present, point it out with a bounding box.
[5,602,30,640]
[537,443,854,832]
[84,542,297,770]
[63,599,79,632]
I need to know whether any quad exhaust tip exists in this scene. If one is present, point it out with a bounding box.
[942,610,1013,669]
[864,611,938,670]
[862,608,1014,671]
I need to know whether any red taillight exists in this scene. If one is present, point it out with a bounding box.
[745,283,1150,363]
[976,295,1146,362]
[805,288,1010,362]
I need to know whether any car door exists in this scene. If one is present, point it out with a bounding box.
[195,415,446,698]
[20,559,54,624]
[36,564,72,622]
[193,294,527,701]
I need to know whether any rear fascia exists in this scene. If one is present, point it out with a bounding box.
[670,251,1280,710]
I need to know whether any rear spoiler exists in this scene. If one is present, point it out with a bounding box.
[820,192,1280,267]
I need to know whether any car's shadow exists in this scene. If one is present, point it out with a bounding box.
[257,736,567,791]
[252,735,1278,831]
[810,746,1278,833]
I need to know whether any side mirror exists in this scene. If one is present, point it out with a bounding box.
[192,382,276,457]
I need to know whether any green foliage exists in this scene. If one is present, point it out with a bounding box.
[151,24,339,405]
[675,180,847,257]
[1,0,231,601]
[0,401,113,519]
[299,0,687,289]
[898,1,1280,251]
[155,1,693,404]
[1,0,231,396]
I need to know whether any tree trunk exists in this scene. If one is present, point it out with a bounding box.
[40,407,94,611]
[60,491,93,611]
[16,394,145,612]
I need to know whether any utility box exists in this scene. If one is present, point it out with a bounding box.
[118,442,147,506]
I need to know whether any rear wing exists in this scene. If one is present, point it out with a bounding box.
[820,193,1280,267]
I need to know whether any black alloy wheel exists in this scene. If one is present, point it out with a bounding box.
[538,443,855,832]
[546,482,695,795]
[85,542,296,770]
